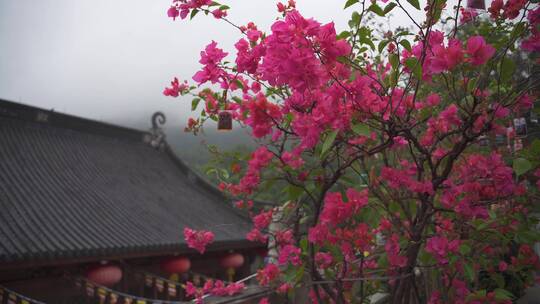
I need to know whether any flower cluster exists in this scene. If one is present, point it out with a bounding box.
[183,227,215,254]
[167,0,213,20]
[425,236,461,264]
[193,41,228,85]
[165,1,539,302]
[186,279,245,304]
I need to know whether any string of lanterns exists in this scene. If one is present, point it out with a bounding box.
[0,285,46,304]
[76,253,248,304]
[75,277,189,304]
[75,273,257,304]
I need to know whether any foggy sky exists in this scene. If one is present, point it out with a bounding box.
[0,0,431,130]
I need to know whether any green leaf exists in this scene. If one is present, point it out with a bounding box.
[467,78,478,92]
[287,185,304,200]
[494,288,514,300]
[190,9,199,20]
[405,57,422,79]
[337,31,351,40]
[399,40,412,52]
[218,4,230,10]
[300,238,308,252]
[232,96,243,104]
[360,37,375,50]
[321,130,339,156]
[368,3,385,16]
[530,139,540,155]
[351,123,371,136]
[384,2,397,14]
[467,290,486,301]
[500,58,516,83]
[220,169,230,179]
[234,79,244,89]
[344,0,359,9]
[464,263,475,282]
[513,158,532,176]
[419,108,432,120]
[191,98,201,111]
[350,11,361,26]
[389,70,398,87]
[493,273,505,288]
[389,53,399,69]
[389,201,401,213]
[378,40,390,53]
[516,230,540,243]
[407,0,421,10]
[459,244,471,255]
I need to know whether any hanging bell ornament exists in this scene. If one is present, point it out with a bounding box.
[466,0,485,10]
[218,111,232,131]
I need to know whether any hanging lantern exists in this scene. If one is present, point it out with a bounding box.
[220,253,244,281]
[86,264,123,287]
[160,256,191,274]
[466,0,485,9]
[255,248,268,258]
[217,111,232,131]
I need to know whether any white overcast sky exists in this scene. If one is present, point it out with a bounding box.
[0,0,454,129]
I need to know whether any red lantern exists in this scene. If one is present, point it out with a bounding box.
[220,253,244,281]
[220,253,245,269]
[466,0,485,9]
[86,264,123,287]
[255,248,268,258]
[160,256,191,274]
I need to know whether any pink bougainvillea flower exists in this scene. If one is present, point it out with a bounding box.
[460,7,478,23]
[256,263,280,286]
[385,234,407,267]
[278,245,302,266]
[246,228,268,243]
[277,283,292,294]
[211,9,227,19]
[430,39,463,73]
[488,0,504,19]
[209,281,245,296]
[241,93,282,138]
[275,229,295,245]
[192,41,228,85]
[315,252,333,269]
[281,151,304,169]
[167,6,180,20]
[183,227,215,254]
[503,0,527,19]
[163,77,188,97]
[522,9,540,54]
[253,210,273,230]
[466,36,496,66]
[499,261,508,272]
[425,236,460,264]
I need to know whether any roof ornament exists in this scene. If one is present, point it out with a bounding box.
[149,112,167,150]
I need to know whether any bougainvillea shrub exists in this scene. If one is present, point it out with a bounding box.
[165,0,540,303]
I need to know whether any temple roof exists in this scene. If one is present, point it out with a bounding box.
[0,99,256,267]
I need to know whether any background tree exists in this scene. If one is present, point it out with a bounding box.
[164,0,540,303]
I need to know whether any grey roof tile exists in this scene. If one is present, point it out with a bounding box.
[0,100,257,265]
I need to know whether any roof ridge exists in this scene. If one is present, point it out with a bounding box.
[0,99,148,142]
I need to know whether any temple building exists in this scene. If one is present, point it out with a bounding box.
[0,99,267,303]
